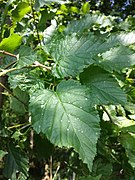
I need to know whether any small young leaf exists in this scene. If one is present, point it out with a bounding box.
[81,2,90,14]
[30,80,100,171]
[0,34,22,53]
[12,2,31,22]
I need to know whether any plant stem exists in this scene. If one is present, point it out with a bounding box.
[0,62,51,76]
[8,123,30,130]
[50,156,53,180]
[101,105,113,123]
[29,0,42,46]
[0,50,17,58]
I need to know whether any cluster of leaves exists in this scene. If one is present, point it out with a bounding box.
[0,0,135,179]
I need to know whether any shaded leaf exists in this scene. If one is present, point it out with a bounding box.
[92,158,113,177]
[120,132,135,168]
[10,87,29,115]
[0,150,8,160]
[17,46,37,68]
[79,175,101,180]
[80,66,127,105]
[3,143,28,179]
[34,134,54,158]
[30,80,100,171]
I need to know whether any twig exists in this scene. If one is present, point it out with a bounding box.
[30,129,34,150]
[0,61,51,76]
[53,163,60,180]
[7,123,30,130]
[33,61,51,70]
[4,61,17,69]
[0,68,17,76]
[0,50,17,58]
[101,105,113,123]
[50,156,53,180]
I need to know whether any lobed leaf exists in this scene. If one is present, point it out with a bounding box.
[30,80,100,171]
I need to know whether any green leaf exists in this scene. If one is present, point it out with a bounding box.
[11,2,31,22]
[38,10,55,31]
[107,31,135,46]
[30,80,100,171]
[47,33,111,78]
[10,87,29,115]
[8,73,45,93]
[79,175,101,180]
[98,46,135,72]
[92,158,113,177]
[114,117,135,133]
[64,14,113,36]
[0,150,8,159]
[3,143,28,179]
[17,172,27,180]
[34,0,69,10]
[81,2,90,14]
[43,20,57,45]
[0,34,22,53]
[70,6,79,13]
[80,66,127,105]
[17,46,37,68]
[120,132,135,168]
